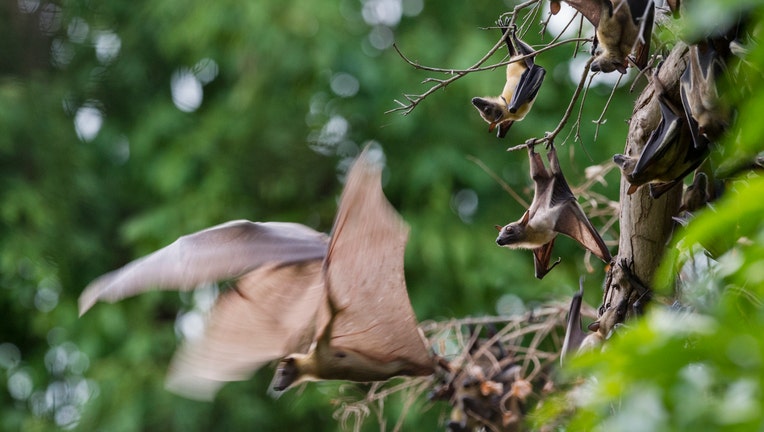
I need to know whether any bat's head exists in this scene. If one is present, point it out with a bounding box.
[591,54,628,74]
[495,222,526,247]
[271,354,312,391]
[471,96,507,129]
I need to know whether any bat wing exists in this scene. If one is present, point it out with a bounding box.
[563,0,602,27]
[507,65,547,114]
[554,202,611,261]
[505,27,547,114]
[165,261,327,400]
[632,96,681,176]
[324,146,433,374]
[497,120,515,138]
[79,220,329,315]
[679,64,705,149]
[547,146,611,262]
[561,284,586,364]
[532,239,561,279]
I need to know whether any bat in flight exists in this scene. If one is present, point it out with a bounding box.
[614,79,708,198]
[560,0,654,73]
[471,19,546,138]
[496,144,611,279]
[79,145,434,400]
[680,41,728,149]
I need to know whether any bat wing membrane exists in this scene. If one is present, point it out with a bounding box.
[324,147,433,374]
[79,221,329,315]
[165,261,327,400]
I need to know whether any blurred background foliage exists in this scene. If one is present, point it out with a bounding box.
[0,0,761,430]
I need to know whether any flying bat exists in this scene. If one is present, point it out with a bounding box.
[562,0,654,73]
[79,146,434,400]
[680,42,728,149]
[271,147,434,391]
[496,144,611,279]
[471,20,546,138]
[614,91,708,198]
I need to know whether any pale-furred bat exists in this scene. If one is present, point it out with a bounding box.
[562,0,654,73]
[680,42,728,149]
[471,20,546,138]
[79,146,434,400]
[496,144,611,279]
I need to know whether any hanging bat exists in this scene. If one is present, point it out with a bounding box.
[680,42,728,149]
[614,91,708,198]
[562,0,654,73]
[560,280,592,364]
[471,20,546,138]
[561,281,627,363]
[79,146,434,400]
[672,171,710,227]
[496,144,611,279]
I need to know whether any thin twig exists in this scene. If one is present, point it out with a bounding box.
[507,56,595,152]
[466,155,530,208]
[593,72,624,140]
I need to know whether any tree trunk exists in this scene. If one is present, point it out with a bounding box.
[602,42,689,321]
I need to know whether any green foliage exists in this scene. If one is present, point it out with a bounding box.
[5,0,758,430]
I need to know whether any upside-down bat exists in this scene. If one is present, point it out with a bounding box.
[680,42,728,149]
[614,89,708,198]
[471,20,546,138]
[561,280,628,363]
[496,144,611,279]
[562,0,654,73]
[79,146,434,400]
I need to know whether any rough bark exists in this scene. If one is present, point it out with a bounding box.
[601,42,689,320]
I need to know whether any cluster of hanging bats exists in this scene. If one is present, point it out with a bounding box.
[78,0,744,430]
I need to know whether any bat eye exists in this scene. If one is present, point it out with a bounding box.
[334,351,347,359]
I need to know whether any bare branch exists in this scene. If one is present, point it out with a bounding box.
[466,154,530,208]
[507,56,595,152]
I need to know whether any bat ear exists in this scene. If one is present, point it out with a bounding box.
[494,224,503,232]
[587,321,600,332]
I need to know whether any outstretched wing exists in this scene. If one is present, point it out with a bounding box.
[79,220,329,315]
[165,261,326,400]
[324,146,433,375]
[547,145,611,262]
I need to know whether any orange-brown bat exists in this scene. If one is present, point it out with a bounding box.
[471,20,546,138]
[496,144,611,279]
[614,89,708,198]
[562,0,654,73]
[79,146,434,400]
[680,42,728,149]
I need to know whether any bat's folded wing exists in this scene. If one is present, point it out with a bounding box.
[165,261,327,400]
[508,65,546,113]
[79,220,329,315]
